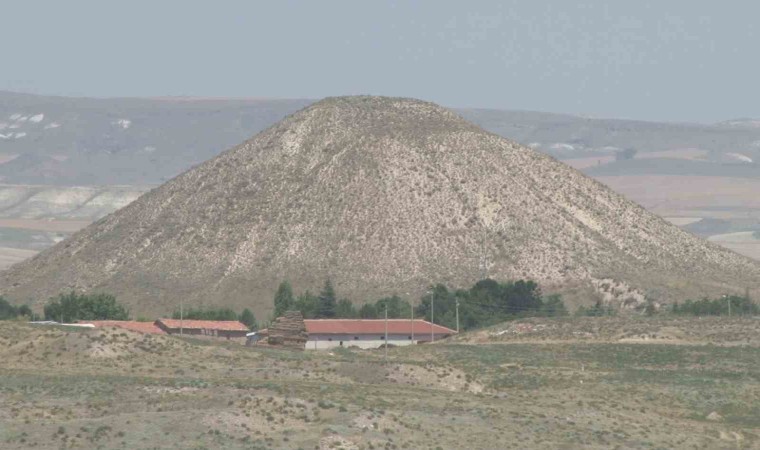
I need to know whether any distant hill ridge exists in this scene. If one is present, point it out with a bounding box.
[3,90,760,186]
[1,96,758,317]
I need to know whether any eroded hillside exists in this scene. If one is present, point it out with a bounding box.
[1,96,759,318]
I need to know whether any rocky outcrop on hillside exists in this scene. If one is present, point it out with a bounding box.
[1,96,759,317]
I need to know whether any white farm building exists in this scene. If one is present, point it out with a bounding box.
[302,319,456,350]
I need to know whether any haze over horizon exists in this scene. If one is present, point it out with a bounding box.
[2,0,759,123]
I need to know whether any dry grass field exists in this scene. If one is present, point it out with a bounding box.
[596,176,760,218]
[561,149,709,170]
[1,316,759,449]
[708,232,760,261]
[0,247,37,270]
[0,219,90,233]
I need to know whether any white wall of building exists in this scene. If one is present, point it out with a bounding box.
[305,333,449,350]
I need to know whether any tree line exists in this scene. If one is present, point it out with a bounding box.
[3,286,757,330]
[271,278,568,332]
[171,306,257,330]
[671,295,758,316]
[0,292,259,330]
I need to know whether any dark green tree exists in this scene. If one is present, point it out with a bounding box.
[17,305,33,318]
[336,298,357,318]
[375,295,411,319]
[0,297,20,320]
[295,291,318,319]
[273,280,295,318]
[358,303,378,319]
[171,307,238,321]
[239,308,257,330]
[44,292,129,322]
[316,279,337,318]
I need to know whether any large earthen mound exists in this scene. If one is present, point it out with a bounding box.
[2,96,759,316]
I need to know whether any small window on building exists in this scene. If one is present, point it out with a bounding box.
[408,336,412,340]
[353,336,359,340]
[339,341,343,346]
[328,338,333,341]
[380,336,385,340]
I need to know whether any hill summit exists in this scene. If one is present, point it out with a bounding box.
[2,96,759,316]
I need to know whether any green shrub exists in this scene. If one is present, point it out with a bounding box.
[0,297,34,320]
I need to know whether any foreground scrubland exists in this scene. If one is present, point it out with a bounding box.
[1,316,759,449]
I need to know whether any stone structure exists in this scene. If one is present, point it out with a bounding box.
[262,310,308,350]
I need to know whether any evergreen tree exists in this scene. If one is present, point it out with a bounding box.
[273,280,295,318]
[359,303,378,319]
[375,295,411,318]
[336,298,357,318]
[295,291,318,319]
[239,308,257,330]
[316,279,337,318]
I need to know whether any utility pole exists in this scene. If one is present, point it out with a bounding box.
[430,290,435,343]
[410,296,414,343]
[478,226,488,280]
[384,304,388,364]
[455,298,460,334]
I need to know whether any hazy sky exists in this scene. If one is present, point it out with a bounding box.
[2,1,759,122]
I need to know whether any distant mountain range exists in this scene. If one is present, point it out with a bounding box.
[2,91,759,187]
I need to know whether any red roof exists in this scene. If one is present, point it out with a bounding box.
[81,320,166,334]
[157,319,249,331]
[303,319,456,335]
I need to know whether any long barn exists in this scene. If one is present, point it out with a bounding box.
[303,319,456,350]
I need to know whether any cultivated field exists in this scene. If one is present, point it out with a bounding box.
[708,232,760,261]
[0,247,37,270]
[596,175,760,219]
[1,316,758,449]
[0,219,90,233]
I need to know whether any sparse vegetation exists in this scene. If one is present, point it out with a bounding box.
[1,316,758,449]
[575,299,617,317]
